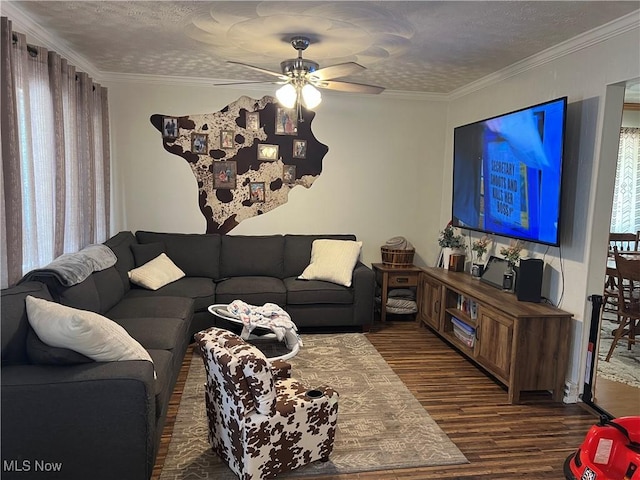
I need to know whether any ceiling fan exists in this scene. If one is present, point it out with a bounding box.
[219,36,384,120]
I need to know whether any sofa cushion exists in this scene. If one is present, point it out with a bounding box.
[284,277,354,305]
[299,239,362,287]
[25,296,154,367]
[93,267,126,313]
[107,296,194,323]
[136,231,221,279]
[283,234,356,278]
[128,253,185,291]
[114,317,188,351]
[103,231,137,293]
[131,242,165,267]
[26,328,94,365]
[215,276,286,306]
[220,235,284,278]
[126,277,215,312]
[1,282,53,366]
[57,275,101,313]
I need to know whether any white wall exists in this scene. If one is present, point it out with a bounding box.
[444,26,640,388]
[106,81,448,267]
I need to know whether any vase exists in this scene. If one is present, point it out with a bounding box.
[502,263,516,291]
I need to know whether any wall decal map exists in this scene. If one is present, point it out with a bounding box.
[150,96,328,234]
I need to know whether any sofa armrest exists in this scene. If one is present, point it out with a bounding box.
[352,262,375,327]
[1,361,156,480]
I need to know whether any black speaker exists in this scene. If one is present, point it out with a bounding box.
[516,259,543,303]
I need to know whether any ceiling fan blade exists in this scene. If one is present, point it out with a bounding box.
[311,62,366,81]
[212,80,283,87]
[319,80,385,94]
[227,61,288,80]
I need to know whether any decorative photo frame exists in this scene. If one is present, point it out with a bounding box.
[191,133,208,155]
[246,111,260,130]
[162,116,178,139]
[220,130,235,149]
[213,161,237,189]
[275,107,297,135]
[249,182,265,203]
[293,139,307,159]
[257,143,279,161]
[283,165,296,183]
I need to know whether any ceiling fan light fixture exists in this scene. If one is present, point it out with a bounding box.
[276,83,297,108]
[301,83,322,108]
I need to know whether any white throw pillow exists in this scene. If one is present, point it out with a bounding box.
[25,296,154,367]
[299,239,363,287]
[128,253,185,290]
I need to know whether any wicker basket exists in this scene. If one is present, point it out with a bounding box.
[381,246,415,267]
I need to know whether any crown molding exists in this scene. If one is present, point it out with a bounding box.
[2,1,103,80]
[101,71,448,102]
[449,9,640,101]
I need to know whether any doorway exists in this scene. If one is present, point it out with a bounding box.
[588,78,640,418]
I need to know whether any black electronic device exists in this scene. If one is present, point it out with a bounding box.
[452,97,567,246]
[480,255,509,290]
[516,258,544,303]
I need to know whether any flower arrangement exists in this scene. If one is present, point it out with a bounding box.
[471,236,491,262]
[499,240,524,267]
[438,224,465,249]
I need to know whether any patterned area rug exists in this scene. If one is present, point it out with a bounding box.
[597,317,640,388]
[159,333,468,479]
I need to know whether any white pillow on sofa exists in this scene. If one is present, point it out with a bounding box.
[298,239,363,287]
[128,253,185,290]
[25,296,153,366]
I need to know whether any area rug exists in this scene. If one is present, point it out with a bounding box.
[159,333,468,479]
[597,317,640,388]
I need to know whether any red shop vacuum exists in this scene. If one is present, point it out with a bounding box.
[564,415,640,479]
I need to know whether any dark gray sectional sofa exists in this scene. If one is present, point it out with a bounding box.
[0,231,374,480]
[131,231,375,336]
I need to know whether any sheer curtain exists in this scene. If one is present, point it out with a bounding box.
[610,127,640,234]
[1,17,110,288]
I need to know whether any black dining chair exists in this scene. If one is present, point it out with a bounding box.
[604,247,640,362]
[603,232,640,316]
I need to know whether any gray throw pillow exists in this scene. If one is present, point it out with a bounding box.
[131,242,165,267]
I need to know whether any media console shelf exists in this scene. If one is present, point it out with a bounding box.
[417,267,572,404]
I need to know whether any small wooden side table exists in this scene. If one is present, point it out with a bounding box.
[372,263,421,322]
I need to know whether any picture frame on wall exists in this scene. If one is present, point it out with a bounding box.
[213,161,237,190]
[292,139,307,159]
[275,107,297,135]
[283,165,296,183]
[257,143,279,161]
[162,116,178,139]
[191,133,208,154]
[220,130,235,149]
[246,111,260,130]
[249,182,265,203]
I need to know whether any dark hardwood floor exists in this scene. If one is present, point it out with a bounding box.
[152,318,598,480]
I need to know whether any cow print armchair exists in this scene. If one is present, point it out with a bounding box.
[195,327,339,480]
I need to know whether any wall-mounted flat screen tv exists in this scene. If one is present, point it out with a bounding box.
[452,96,567,246]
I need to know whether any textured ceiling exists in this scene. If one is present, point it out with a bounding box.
[5,1,640,95]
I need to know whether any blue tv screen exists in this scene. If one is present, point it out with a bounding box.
[452,97,567,246]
